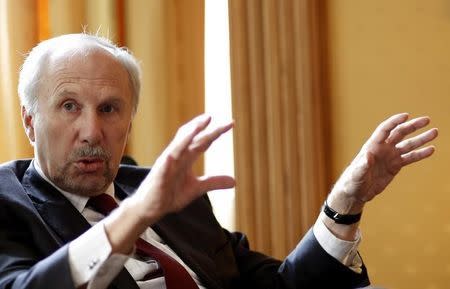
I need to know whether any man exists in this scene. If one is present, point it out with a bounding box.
[0,33,438,289]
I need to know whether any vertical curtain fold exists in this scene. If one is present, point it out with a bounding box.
[229,0,329,258]
[85,0,119,42]
[37,0,50,41]
[48,0,85,35]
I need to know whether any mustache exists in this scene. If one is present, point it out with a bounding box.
[71,145,111,161]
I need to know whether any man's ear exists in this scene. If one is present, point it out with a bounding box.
[21,106,35,143]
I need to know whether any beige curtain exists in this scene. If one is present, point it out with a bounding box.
[0,0,36,161]
[229,0,329,258]
[126,0,204,168]
[0,0,204,173]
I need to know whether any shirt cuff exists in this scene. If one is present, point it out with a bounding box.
[68,222,130,289]
[313,212,363,273]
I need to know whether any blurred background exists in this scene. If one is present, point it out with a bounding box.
[1,1,449,288]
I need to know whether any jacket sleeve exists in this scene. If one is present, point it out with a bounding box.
[0,199,76,289]
[229,228,370,289]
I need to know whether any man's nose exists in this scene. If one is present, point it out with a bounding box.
[80,111,103,145]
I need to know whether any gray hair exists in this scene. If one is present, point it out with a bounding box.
[18,33,141,115]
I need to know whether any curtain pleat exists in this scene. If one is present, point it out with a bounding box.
[229,0,329,258]
[37,0,50,41]
[85,0,119,42]
[48,0,85,35]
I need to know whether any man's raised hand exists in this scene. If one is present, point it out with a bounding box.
[331,113,438,209]
[133,115,235,223]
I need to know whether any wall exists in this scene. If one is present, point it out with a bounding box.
[326,1,450,288]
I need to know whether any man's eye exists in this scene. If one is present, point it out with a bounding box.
[100,105,115,113]
[63,102,77,112]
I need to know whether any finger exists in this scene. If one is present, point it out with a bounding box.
[396,128,438,154]
[166,114,212,160]
[370,113,409,144]
[401,145,435,166]
[159,120,232,182]
[176,122,233,173]
[189,121,234,153]
[196,175,236,192]
[386,116,430,145]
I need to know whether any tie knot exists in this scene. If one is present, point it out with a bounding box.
[87,193,118,216]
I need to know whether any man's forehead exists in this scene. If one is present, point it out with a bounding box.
[37,45,132,100]
[42,46,128,83]
[47,42,114,65]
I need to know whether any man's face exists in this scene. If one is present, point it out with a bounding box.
[23,46,134,196]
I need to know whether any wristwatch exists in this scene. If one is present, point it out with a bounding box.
[322,201,362,225]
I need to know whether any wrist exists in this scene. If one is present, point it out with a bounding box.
[121,197,162,232]
[323,200,362,225]
[327,187,365,215]
[320,188,364,241]
[319,211,360,241]
[103,198,158,254]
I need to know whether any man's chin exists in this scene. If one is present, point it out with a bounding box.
[59,174,112,197]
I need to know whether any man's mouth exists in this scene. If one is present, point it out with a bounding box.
[75,158,105,173]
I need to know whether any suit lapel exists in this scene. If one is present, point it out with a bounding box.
[22,164,91,244]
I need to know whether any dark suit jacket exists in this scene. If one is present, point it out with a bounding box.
[0,160,370,289]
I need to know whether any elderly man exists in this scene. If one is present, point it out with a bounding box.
[0,33,438,289]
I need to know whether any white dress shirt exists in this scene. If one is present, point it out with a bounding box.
[33,160,364,289]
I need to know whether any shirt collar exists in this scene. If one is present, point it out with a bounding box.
[33,159,115,213]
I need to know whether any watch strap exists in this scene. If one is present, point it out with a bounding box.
[323,201,362,225]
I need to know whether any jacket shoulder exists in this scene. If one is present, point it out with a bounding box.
[0,159,34,206]
[0,159,31,185]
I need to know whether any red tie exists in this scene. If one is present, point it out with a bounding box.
[87,193,199,289]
